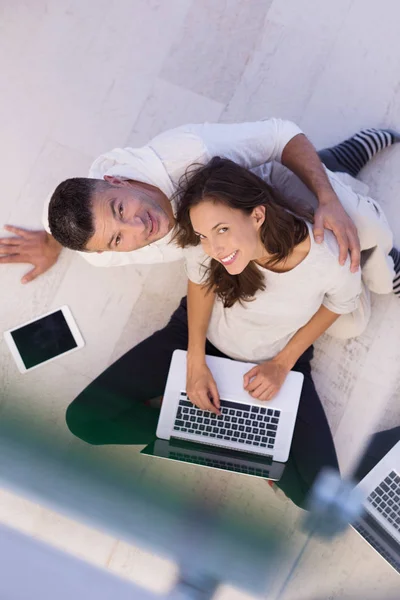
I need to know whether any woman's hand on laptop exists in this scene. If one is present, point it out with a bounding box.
[243,358,289,401]
[186,360,221,415]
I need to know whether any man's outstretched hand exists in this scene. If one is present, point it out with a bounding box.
[313,194,361,273]
[0,225,62,283]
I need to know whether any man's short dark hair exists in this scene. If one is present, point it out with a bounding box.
[48,178,108,251]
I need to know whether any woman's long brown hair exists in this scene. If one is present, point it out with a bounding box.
[173,157,314,307]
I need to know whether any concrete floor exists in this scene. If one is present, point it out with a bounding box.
[0,1,400,598]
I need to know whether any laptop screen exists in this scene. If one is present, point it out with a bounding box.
[353,511,400,574]
[141,438,285,481]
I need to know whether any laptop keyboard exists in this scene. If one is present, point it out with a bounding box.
[173,392,280,451]
[367,470,400,531]
[169,450,271,478]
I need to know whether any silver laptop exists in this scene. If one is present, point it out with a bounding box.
[141,350,304,481]
[352,440,400,574]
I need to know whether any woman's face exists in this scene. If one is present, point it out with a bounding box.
[189,199,266,275]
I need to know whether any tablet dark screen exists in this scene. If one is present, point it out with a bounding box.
[10,310,77,369]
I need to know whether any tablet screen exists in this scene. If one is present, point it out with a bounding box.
[10,310,78,369]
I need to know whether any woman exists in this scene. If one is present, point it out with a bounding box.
[175,157,368,407]
[171,156,373,507]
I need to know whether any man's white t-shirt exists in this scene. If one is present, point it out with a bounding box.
[184,223,362,363]
[42,118,302,266]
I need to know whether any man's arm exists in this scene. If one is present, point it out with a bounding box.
[0,225,62,283]
[282,134,360,272]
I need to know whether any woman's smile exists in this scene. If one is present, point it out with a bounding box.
[219,250,239,266]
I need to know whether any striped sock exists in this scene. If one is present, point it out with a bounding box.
[389,247,400,297]
[324,128,400,177]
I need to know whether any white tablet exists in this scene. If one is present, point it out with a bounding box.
[3,305,85,373]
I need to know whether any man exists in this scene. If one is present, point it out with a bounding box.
[1,119,399,291]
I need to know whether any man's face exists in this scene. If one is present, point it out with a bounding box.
[85,178,173,252]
